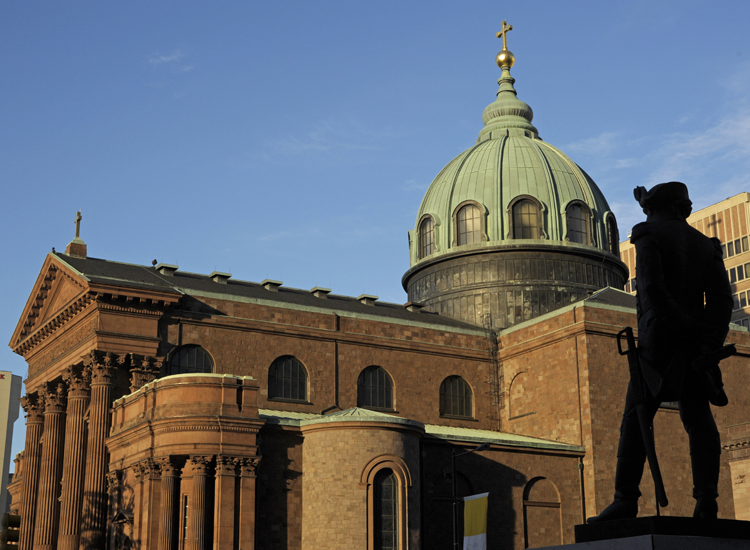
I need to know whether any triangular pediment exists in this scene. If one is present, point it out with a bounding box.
[10,254,89,352]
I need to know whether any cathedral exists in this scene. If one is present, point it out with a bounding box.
[7,26,750,550]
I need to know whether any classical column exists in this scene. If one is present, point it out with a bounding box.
[18,394,44,550]
[156,457,179,550]
[237,456,261,550]
[33,381,68,550]
[57,366,91,550]
[213,456,237,550]
[79,351,118,550]
[187,456,211,550]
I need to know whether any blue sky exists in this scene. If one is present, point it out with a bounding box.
[2,1,750,461]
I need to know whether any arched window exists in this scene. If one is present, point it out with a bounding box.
[419,217,435,259]
[361,455,411,550]
[523,477,562,548]
[566,203,591,244]
[169,345,213,375]
[456,204,482,245]
[268,356,308,401]
[439,376,473,418]
[512,199,541,239]
[357,366,394,410]
[374,469,398,550]
[606,214,620,257]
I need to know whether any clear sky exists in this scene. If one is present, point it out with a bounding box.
[2,1,750,462]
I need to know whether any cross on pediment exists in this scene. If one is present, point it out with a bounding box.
[74,211,82,239]
[496,20,513,50]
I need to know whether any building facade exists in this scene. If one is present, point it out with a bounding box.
[8,36,750,550]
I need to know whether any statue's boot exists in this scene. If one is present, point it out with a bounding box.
[587,457,643,523]
[692,452,720,519]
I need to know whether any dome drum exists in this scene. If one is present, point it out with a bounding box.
[403,244,628,330]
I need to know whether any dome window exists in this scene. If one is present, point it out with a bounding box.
[566,203,591,245]
[419,217,435,259]
[455,203,483,246]
[606,214,620,257]
[511,198,542,239]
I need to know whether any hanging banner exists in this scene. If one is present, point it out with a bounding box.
[463,492,489,550]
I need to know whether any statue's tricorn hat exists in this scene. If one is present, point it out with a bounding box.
[634,181,692,217]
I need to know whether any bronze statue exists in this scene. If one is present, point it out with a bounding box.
[589,182,733,522]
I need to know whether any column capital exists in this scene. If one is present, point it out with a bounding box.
[215,455,238,477]
[106,471,121,495]
[131,462,147,484]
[188,455,213,476]
[39,381,67,412]
[83,351,119,386]
[129,355,163,393]
[20,393,45,423]
[236,456,261,478]
[155,456,180,478]
[62,365,91,398]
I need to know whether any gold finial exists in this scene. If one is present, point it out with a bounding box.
[495,20,515,69]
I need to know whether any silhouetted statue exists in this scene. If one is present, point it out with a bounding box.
[589,181,733,522]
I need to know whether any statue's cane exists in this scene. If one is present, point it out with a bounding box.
[617,327,669,511]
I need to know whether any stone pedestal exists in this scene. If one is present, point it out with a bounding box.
[539,517,750,549]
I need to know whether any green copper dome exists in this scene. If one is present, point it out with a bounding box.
[408,65,619,268]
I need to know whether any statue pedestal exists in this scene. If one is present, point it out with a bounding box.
[541,517,750,549]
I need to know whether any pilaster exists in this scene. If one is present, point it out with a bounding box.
[105,471,121,550]
[129,356,162,393]
[213,455,238,550]
[79,351,118,550]
[18,394,44,550]
[33,381,68,550]
[237,456,261,550]
[57,366,91,550]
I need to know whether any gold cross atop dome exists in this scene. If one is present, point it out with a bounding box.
[496,20,512,50]
[495,20,515,69]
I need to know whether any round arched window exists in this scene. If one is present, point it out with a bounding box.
[456,204,482,245]
[357,366,394,410]
[419,217,435,259]
[567,204,591,244]
[439,376,473,418]
[169,345,214,375]
[268,356,308,402]
[606,215,619,256]
[513,199,541,239]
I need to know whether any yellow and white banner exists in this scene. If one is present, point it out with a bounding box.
[463,492,489,550]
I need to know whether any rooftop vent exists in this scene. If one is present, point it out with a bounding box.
[155,263,178,276]
[209,271,232,284]
[404,301,425,313]
[310,286,331,299]
[358,294,379,306]
[261,279,283,292]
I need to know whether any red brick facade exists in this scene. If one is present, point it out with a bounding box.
[7,251,750,549]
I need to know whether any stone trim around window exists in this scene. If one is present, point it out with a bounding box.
[360,454,412,550]
[506,195,547,240]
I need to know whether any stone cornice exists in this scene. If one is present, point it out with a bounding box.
[13,294,95,356]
